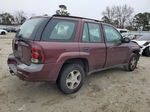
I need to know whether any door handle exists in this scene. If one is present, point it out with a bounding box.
[82,47,90,52]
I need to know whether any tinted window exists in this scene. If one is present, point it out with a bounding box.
[82,23,102,43]
[104,25,122,43]
[42,19,77,42]
[16,18,47,40]
[82,23,89,42]
[88,23,101,42]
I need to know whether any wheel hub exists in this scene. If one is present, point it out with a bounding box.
[130,57,137,69]
[66,70,81,89]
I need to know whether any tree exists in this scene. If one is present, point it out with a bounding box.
[102,6,115,24]
[0,12,14,25]
[115,5,134,28]
[134,12,150,31]
[14,11,27,25]
[101,16,111,24]
[101,5,134,28]
[56,5,70,16]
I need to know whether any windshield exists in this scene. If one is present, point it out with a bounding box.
[16,18,48,40]
[137,35,150,41]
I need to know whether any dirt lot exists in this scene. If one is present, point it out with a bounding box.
[0,33,150,112]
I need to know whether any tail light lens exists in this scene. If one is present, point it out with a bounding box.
[31,47,45,64]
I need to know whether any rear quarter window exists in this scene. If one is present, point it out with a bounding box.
[41,19,78,42]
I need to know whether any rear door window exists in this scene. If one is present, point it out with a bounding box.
[88,23,101,43]
[42,19,77,42]
[82,22,102,43]
[82,23,89,42]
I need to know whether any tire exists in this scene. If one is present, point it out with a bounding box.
[1,32,6,35]
[57,63,85,94]
[143,47,150,57]
[125,53,139,71]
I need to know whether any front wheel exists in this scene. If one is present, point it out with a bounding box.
[125,54,139,71]
[57,63,85,94]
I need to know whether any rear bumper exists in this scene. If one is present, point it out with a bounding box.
[7,53,61,82]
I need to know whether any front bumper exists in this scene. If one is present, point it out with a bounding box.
[7,53,61,82]
[140,45,150,55]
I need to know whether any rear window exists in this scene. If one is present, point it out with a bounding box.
[16,18,48,40]
[42,19,77,42]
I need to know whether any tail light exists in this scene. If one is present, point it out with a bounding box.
[31,47,45,64]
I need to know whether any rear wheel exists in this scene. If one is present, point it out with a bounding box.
[125,53,139,71]
[143,47,150,57]
[1,32,6,35]
[57,63,85,94]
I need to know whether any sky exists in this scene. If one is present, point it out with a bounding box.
[0,0,150,19]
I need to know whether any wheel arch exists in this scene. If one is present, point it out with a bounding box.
[62,58,89,73]
[1,31,5,34]
[133,49,140,55]
[56,58,89,82]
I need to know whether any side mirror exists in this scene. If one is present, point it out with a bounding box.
[123,37,130,43]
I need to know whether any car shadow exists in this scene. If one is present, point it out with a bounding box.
[8,66,129,106]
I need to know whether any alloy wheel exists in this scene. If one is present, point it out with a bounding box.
[130,57,137,69]
[66,70,81,89]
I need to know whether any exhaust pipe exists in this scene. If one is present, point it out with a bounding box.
[9,70,15,76]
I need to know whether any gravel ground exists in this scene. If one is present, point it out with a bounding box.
[0,33,150,112]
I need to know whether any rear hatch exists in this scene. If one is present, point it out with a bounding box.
[13,17,49,65]
[13,38,33,65]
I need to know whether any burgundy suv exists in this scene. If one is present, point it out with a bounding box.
[8,15,140,94]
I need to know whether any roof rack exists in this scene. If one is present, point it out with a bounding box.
[30,16,51,19]
[52,14,101,22]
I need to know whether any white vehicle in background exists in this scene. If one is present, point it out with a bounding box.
[123,34,142,40]
[117,28,129,34]
[0,29,8,35]
[132,35,150,56]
